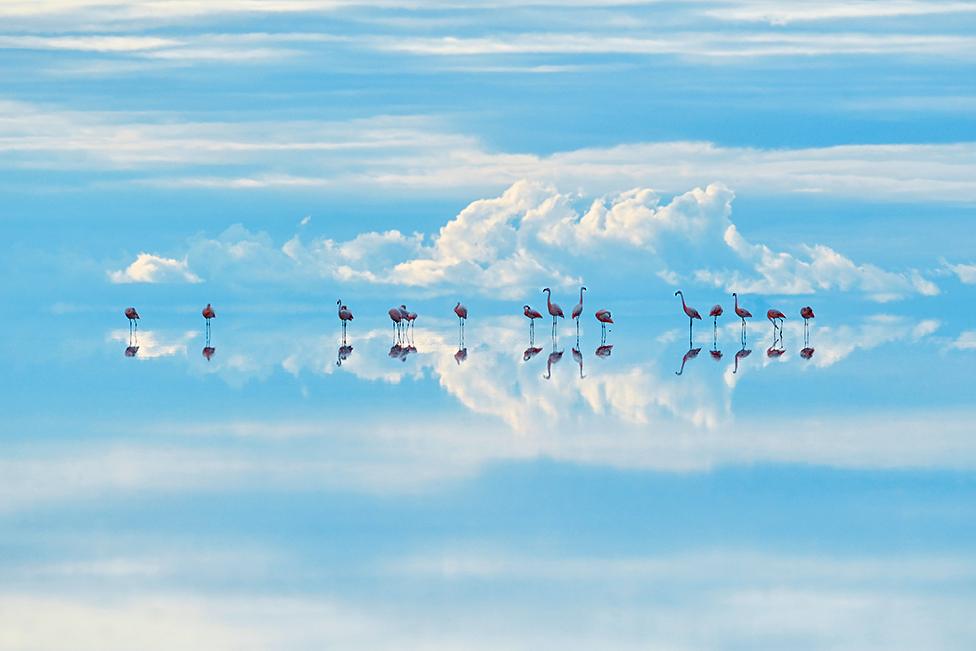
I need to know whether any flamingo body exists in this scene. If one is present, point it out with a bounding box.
[454,302,468,320]
[124,307,139,320]
[709,305,723,318]
[767,309,786,322]
[523,305,543,320]
[202,304,215,320]
[595,310,613,324]
[800,306,815,320]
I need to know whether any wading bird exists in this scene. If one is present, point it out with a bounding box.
[767,308,786,336]
[800,305,815,346]
[675,290,702,344]
[337,300,354,340]
[709,304,723,334]
[732,293,752,343]
[524,305,543,341]
[388,307,403,341]
[543,288,564,337]
[571,286,586,335]
[124,307,140,334]
[595,309,613,343]
[454,301,468,345]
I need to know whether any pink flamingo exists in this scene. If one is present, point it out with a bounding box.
[571,286,586,335]
[709,304,723,333]
[675,290,702,344]
[732,292,752,343]
[543,288,563,337]
[800,305,815,346]
[767,308,786,335]
[595,309,613,343]
[454,301,467,345]
[523,305,543,341]
[337,300,354,339]
[202,303,215,343]
[124,307,140,334]
[388,307,403,341]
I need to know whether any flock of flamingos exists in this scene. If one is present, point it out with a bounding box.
[121,287,817,375]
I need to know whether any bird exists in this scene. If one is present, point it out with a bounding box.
[542,288,564,337]
[571,286,587,334]
[124,307,140,333]
[400,305,416,341]
[202,346,216,361]
[709,304,723,333]
[523,305,543,341]
[732,292,752,342]
[767,308,786,331]
[388,307,403,341]
[454,301,468,345]
[337,300,354,339]
[675,347,701,376]
[202,303,216,343]
[595,309,613,343]
[676,290,702,346]
[800,305,815,346]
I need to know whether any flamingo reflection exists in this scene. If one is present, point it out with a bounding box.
[543,347,563,380]
[336,344,353,366]
[675,347,701,375]
[202,346,215,361]
[454,347,468,365]
[595,344,613,358]
[800,346,815,359]
[124,344,139,357]
[523,345,543,362]
[572,345,585,378]
[733,345,752,374]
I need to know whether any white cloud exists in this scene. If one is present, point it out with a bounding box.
[130,181,938,300]
[704,1,976,25]
[945,260,976,284]
[107,252,201,284]
[2,101,975,202]
[952,331,976,350]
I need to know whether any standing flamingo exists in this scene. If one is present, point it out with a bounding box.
[543,288,564,338]
[595,309,613,343]
[675,290,702,345]
[337,300,354,340]
[800,305,815,347]
[571,286,586,335]
[709,304,723,335]
[388,307,403,342]
[523,305,543,342]
[732,292,752,343]
[406,308,417,337]
[454,301,468,346]
[767,308,786,336]
[124,307,140,334]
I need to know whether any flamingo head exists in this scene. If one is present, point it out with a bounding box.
[674,290,682,297]
[582,286,587,292]
[337,299,341,305]
[543,287,550,294]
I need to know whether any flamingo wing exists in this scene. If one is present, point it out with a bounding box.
[689,307,702,320]
[709,305,723,317]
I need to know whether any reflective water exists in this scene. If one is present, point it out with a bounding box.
[2,294,975,646]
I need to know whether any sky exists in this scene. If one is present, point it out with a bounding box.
[1,1,975,649]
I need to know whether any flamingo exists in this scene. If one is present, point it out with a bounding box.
[732,292,752,343]
[454,301,468,345]
[800,305,815,346]
[571,286,586,335]
[542,288,564,337]
[675,291,702,345]
[337,300,354,340]
[709,304,723,335]
[675,347,701,376]
[767,308,786,335]
[524,305,543,341]
[388,307,403,341]
[124,307,140,334]
[406,309,417,337]
[454,347,468,365]
[523,345,543,362]
[202,346,215,361]
[201,303,215,344]
[595,309,613,343]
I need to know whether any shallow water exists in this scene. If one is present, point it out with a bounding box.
[2,294,974,648]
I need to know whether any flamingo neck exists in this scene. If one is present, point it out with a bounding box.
[678,292,687,309]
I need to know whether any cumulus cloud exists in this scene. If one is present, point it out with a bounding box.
[122,181,939,300]
[107,252,201,284]
[945,260,976,284]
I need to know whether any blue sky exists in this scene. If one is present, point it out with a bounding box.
[1,1,976,648]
